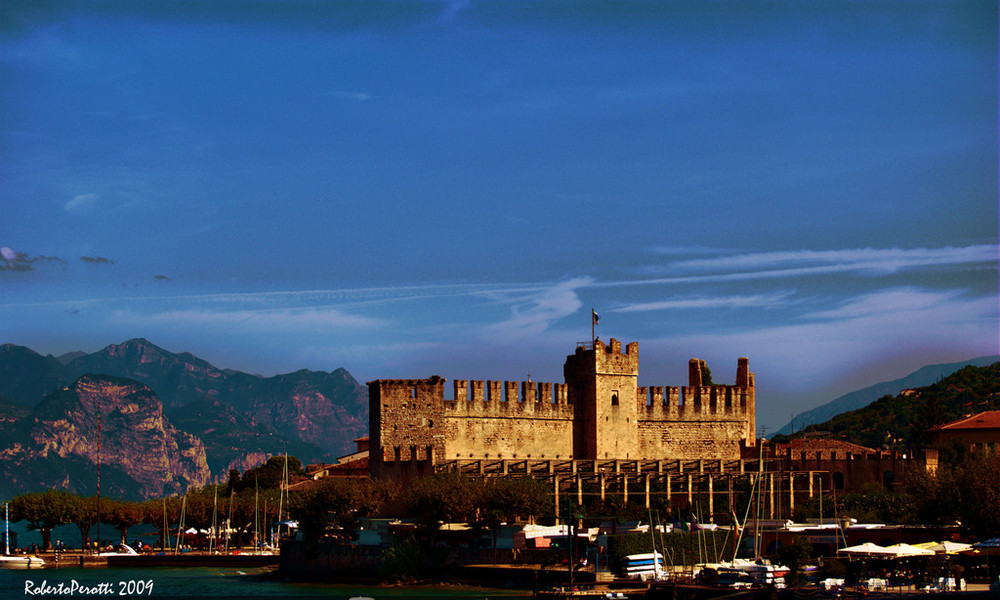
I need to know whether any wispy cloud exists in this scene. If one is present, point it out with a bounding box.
[111,306,382,332]
[611,291,795,313]
[659,286,998,402]
[65,193,99,213]
[328,91,373,102]
[804,287,975,321]
[80,256,114,265]
[483,277,591,342]
[671,245,995,275]
[617,244,997,286]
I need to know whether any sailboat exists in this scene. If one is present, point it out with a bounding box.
[1,502,45,569]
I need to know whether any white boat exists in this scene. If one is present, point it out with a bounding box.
[2,502,45,569]
[97,543,139,557]
[0,554,46,569]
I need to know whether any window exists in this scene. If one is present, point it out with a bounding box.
[611,391,619,406]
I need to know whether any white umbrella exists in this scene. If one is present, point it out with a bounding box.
[885,543,934,557]
[838,542,890,556]
[924,541,972,555]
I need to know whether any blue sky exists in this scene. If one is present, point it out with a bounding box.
[2,0,997,434]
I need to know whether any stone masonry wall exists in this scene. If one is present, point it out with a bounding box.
[442,380,575,460]
[369,341,755,478]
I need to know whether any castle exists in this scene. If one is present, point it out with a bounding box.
[368,338,755,481]
[360,338,937,521]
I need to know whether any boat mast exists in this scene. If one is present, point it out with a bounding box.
[176,494,186,554]
[276,452,288,546]
[225,487,234,552]
[211,487,218,553]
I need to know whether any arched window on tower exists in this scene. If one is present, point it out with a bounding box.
[611,391,619,406]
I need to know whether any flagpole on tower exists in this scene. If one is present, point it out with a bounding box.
[591,308,599,347]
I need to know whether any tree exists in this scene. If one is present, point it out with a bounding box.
[483,477,548,524]
[289,478,397,546]
[404,471,484,529]
[954,453,1000,536]
[9,489,76,551]
[908,393,946,450]
[106,499,145,545]
[140,496,183,551]
[238,455,304,492]
[66,494,98,550]
[700,362,713,385]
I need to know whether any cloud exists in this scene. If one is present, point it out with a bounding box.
[611,291,795,313]
[657,286,997,421]
[0,247,65,272]
[328,91,373,102]
[614,244,998,287]
[80,256,114,265]
[480,278,591,342]
[674,245,995,276]
[111,306,382,332]
[65,193,99,213]
[803,287,974,321]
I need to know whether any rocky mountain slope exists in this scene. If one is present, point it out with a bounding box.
[1,374,210,499]
[0,339,369,498]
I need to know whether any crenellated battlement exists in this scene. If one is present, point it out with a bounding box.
[637,384,753,419]
[369,338,757,480]
[447,380,573,417]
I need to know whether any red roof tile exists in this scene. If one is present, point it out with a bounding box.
[931,410,1000,431]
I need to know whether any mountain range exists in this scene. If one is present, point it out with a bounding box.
[772,355,1000,437]
[0,339,368,499]
[2,338,995,500]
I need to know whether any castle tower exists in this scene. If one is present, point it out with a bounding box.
[564,338,640,460]
[737,356,756,446]
[368,375,446,481]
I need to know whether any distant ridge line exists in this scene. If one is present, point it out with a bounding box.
[772,355,1000,437]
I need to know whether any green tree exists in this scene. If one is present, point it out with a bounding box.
[954,452,1000,536]
[238,455,304,492]
[404,471,485,529]
[9,489,76,550]
[106,498,145,545]
[140,496,182,551]
[66,494,98,550]
[483,477,548,524]
[908,393,946,450]
[289,478,397,546]
[700,362,713,385]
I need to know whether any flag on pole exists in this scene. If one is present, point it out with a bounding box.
[592,309,600,325]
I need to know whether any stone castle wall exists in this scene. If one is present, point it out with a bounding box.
[369,339,756,479]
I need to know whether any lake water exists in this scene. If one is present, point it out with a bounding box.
[2,522,529,599]
[1,565,530,599]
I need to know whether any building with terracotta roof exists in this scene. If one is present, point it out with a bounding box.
[929,410,1000,453]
